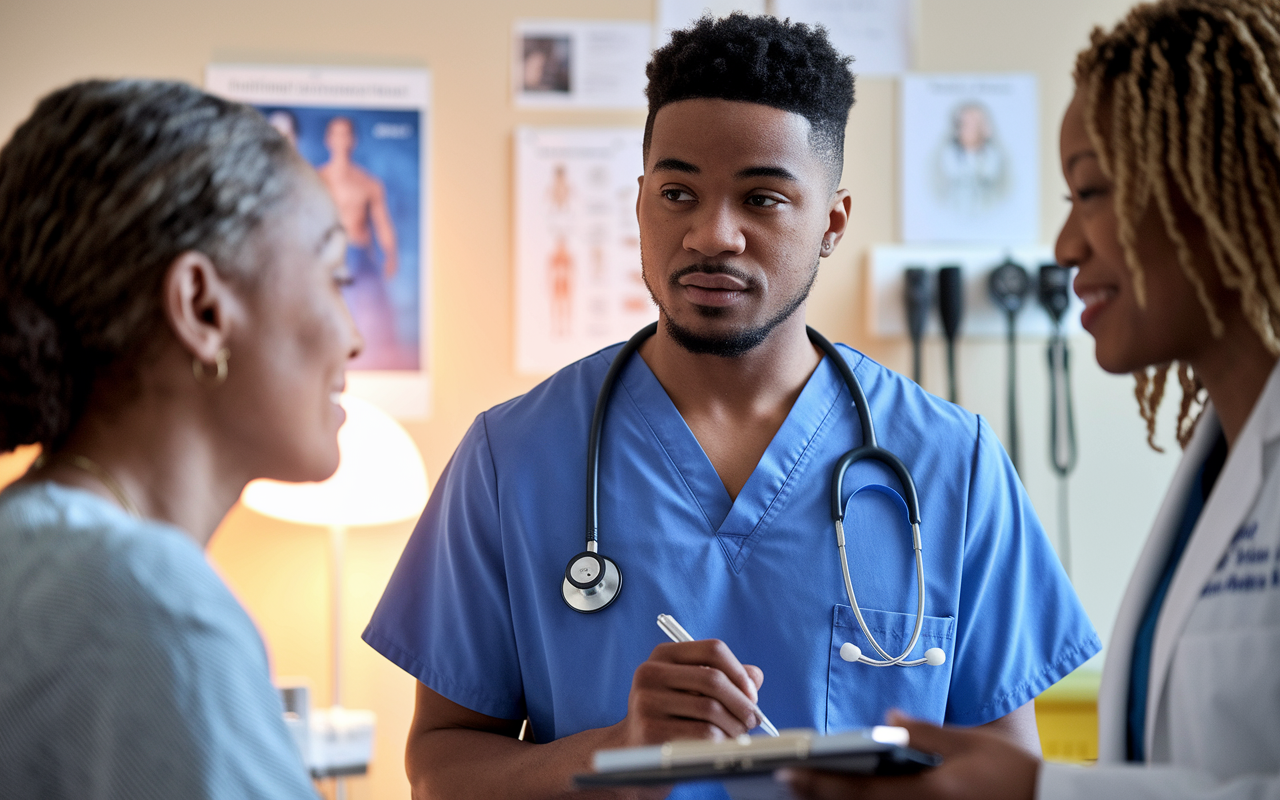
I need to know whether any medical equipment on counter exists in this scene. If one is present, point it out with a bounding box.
[1038,263,1078,577]
[938,266,964,404]
[988,258,1032,473]
[278,682,376,780]
[657,614,781,736]
[562,323,946,669]
[904,267,931,385]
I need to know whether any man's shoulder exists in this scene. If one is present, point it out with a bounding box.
[472,343,623,447]
[835,344,979,437]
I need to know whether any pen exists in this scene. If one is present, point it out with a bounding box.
[656,614,781,737]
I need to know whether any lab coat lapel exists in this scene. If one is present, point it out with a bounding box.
[1095,409,1215,762]
[1144,361,1280,760]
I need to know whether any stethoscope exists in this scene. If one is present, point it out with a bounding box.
[561,322,946,668]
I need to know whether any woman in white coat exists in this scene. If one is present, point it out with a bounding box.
[783,0,1280,798]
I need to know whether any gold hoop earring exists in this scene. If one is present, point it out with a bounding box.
[192,347,230,386]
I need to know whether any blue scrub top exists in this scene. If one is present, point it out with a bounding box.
[364,342,1099,795]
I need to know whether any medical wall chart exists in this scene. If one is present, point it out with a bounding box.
[900,73,1039,245]
[514,128,655,375]
[513,20,651,109]
[772,0,912,75]
[206,64,432,418]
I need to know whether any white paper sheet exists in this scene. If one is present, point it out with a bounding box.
[514,20,651,109]
[514,128,655,375]
[900,73,1039,245]
[654,0,768,48]
[772,0,912,75]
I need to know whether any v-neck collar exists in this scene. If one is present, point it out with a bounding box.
[615,348,857,572]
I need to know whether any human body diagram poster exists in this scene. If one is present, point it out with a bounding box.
[514,128,655,375]
[900,74,1039,244]
[205,64,431,417]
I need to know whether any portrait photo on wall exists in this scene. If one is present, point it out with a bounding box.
[520,35,572,94]
[205,65,431,417]
[900,73,1039,245]
[512,20,650,109]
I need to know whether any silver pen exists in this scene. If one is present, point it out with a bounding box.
[656,613,781,737]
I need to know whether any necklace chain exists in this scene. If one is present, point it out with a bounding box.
[35,453,141,518]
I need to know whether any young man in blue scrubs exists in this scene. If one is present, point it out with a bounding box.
[364,14,1100,798]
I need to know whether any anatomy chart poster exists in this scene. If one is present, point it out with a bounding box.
[514,127,655,375]
[900,73,1039,245]
[205,64,431,417]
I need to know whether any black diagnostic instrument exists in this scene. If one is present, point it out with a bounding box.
[988,259,1031,472]
[904,267,931,385]
[937,266,965,404]
[1038,263,1078,576]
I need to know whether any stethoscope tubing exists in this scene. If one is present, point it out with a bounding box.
[586,322,658,549]
[807,329,929,667]
[571,324,933,669]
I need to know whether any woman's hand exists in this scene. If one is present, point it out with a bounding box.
[779,711,1040,800]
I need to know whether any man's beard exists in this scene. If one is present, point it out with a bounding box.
[642,257,819,358]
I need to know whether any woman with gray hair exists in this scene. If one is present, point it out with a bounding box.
[0,79,361,798]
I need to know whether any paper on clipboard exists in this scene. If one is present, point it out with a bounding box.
[575,727,939,796]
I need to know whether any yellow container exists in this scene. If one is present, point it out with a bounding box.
[1035,668,1100,764]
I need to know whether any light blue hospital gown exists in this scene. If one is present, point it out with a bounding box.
[0,481,317,800]
[364,342,1100,798]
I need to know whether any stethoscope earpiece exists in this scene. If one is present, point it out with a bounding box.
[840,642,946,667]
[561,551,623,613]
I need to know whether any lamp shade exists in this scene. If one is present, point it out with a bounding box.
[241,394,428,527]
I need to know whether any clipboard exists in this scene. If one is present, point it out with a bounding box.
[574,726,940,788]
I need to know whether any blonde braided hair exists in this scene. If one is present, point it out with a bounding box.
[1074,0,1280,450]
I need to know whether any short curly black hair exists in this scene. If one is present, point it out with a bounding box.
[644,13,855,185]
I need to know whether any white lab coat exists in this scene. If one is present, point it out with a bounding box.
[1039,360,1280,799]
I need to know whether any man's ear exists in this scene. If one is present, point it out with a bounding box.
[162,251,241,362]
[636,174,645,221]
[822,189,853,255]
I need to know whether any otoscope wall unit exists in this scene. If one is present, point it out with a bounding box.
[868,245,1083,339]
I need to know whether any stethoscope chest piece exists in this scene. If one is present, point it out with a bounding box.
[561,551,623,612]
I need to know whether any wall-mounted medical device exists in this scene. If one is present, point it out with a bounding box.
[937,265,965,403]
[1038,262,1078,576]
[988,258,1032,472]
[869,245,1081,339]
[903,267,931,385]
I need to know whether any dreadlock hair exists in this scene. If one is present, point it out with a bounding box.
[644,13,855,189]
[1074,0,1280,450]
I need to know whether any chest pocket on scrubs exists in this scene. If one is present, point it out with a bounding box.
[826,606,955,733]
[825,481,954,733]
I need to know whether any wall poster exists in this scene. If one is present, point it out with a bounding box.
[513,20,651,109]
[900,73,1039,245]
[205,64,431,418]
[514,127,655,375]
[654,0,767,48]
[772,0,912,75]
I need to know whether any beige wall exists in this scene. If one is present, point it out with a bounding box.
[1,1,1184,797]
